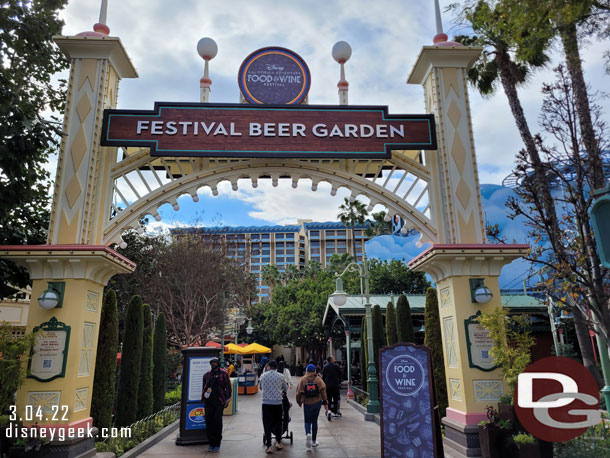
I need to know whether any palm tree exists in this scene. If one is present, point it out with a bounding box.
[261,264,280,299]
[337,197,368,259]
[365,211,392,238]
[328,253,355,274]
[280,264,301,285]
[455,0,601,386]
[303,260,322,279]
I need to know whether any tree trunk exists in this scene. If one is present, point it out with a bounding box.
[496,48,563,252]
[559,23,605,189]
[573,307,604,388]
[559,22,610,342]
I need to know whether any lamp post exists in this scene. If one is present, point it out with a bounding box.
[330,253,380,414]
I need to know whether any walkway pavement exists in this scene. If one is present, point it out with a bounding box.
[140,377,381,458]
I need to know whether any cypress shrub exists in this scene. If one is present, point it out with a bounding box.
[361,316,367,393]
[396,294,415,343]
[137,304,154,419]
[424,287,448,418]
[385,301,398,345]
[152,312,167,412]
[91,289,118,432]
[115,295,144,427]
[372,305,385,372]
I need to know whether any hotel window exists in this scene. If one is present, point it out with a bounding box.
[337,230,346,236]
[310,230,319,238]
[252,234,260,240]
[276,233,285,239]
[286,257,295,263]
[261,234,270,240]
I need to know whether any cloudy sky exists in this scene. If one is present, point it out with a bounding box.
[55,1,610,283]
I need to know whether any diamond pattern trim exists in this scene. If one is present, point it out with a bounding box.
[71,125,88,172]
[447,99,462,129]
[65,175,83,209]
[451,132,467,174]
[456,178,472,209]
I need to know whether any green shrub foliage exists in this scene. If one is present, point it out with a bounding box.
[372,305,385,372]
[396,294,415,343]
[91,289,119,432]
[153,312,167,412]
[424,288,448,418]
[115,295,144,427]
[137,304,154,419]
[385,301,398,345]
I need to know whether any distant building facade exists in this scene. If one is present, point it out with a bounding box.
[171,219,368,302]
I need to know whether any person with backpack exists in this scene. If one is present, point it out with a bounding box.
[296,363,328,448]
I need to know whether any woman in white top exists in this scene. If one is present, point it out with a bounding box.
[277,360,293,389]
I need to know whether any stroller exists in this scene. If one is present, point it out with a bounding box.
[262,391,293,445]
[281,391,294,444]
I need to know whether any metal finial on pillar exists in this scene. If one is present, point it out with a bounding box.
[432,0,462,47]
[332,41,352,106]
[76,0,110,36]
[197,37,218,103]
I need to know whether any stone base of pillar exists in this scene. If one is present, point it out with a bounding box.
[8,429,96,458]
[441,417,482,458]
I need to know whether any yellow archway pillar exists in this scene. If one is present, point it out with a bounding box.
[410,244,528,457]
[2,247,134,431]
[0,32,137,446]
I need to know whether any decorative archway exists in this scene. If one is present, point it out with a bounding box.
[0,18,530,458]
[103,151,437,246]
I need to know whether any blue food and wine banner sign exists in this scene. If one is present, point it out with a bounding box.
[380,343,439,458]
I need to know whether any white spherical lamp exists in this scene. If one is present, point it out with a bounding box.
[38,289,60,310]
[473,286,494,304]
[332,41,352,64]
[197,37,218,61]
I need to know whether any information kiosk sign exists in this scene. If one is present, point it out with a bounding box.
[380,343,438,458]
[176,347,220,445]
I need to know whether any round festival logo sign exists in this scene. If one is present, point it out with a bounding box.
[188,407,205,423]
[385,354,425,397]
[238,47,311,105]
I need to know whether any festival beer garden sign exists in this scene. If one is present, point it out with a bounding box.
[102,46,436,158]
[101,103,436,158]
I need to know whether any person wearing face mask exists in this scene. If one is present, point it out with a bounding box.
[201,357,232,453]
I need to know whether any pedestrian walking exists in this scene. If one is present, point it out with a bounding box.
[201,357,232,453]
[296,363,328,448]
[322,356,342,421]
[277,360,293,389]
[259,360,288,453]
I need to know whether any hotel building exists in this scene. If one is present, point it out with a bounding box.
[171,219,369,302]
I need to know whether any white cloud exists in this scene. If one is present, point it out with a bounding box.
[57,0,610,226]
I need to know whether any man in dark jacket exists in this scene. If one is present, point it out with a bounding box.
[322,356,342,421]
[201,357,232,453]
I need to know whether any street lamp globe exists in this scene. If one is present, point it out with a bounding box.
[330,277,348,306]
[38,288,60,310]
[246,319,254,335]
[473,286,493,304]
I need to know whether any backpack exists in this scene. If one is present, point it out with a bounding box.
[304,376,320,398]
